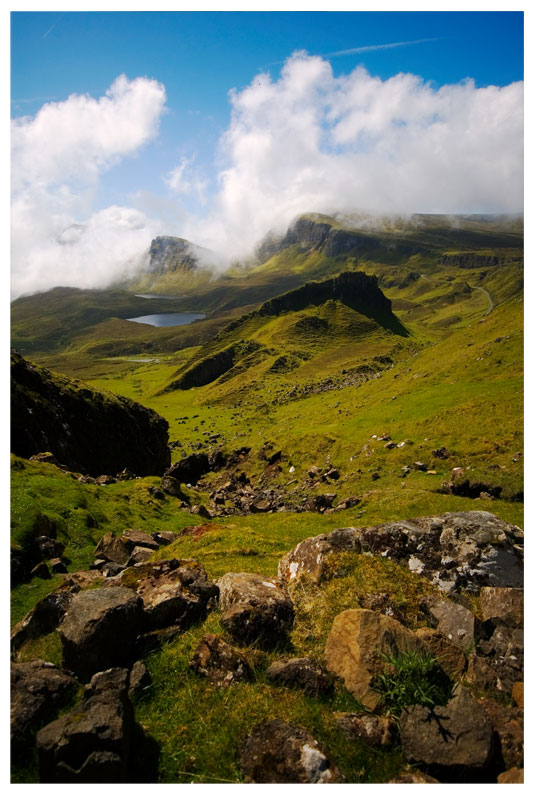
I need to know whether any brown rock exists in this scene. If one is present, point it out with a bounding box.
[414,628,466,679]
[479,587,523,627]
[190,634,253,687]
[218,572,294,647]
[335,713,397,747]
[127,546,155,565]
[465,653,501,693]
[94,532,130,565]
[420,595,478,653]
[325,609,429,710]
[266,658,332,696]
[512,682,524,708]
[240,719,343,783]
[400,685,493,779]
[497,767,524,783]
[478,698,523,770]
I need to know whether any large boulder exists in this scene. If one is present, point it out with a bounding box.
[279,512,523,593]
[217,572,294,647]
[278,528,360,584]
[479,587,524,626]
[116,559,217,633]
[36,667,135,782]
[190,634,253,687]
[400,685,493,780]
[11,590,73,654]
[59,586,143,681]
[11,350,170,477]
[325,608,429,710]
[240,719,343,783]
[11,661,79,754]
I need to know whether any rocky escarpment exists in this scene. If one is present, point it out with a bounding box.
[257,271,407,335]
[148,236,215,274]
[440,253,523,269]
[11,351,170,476]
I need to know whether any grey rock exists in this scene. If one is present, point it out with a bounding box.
[218,572,294,647]
[59,586,143,681]
[336,713,397,747]
[190,634,253,687]
[420,595,479,653]
[266,658,332,696]
[278,528,360,584]
[240,719,343,783]
[11,590,73,654]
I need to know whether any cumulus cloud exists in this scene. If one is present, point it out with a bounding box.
[165,156,208,204]
[11,74,166,297]
[186,53,523,260]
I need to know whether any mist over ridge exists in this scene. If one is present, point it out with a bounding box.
[11,53,523,299]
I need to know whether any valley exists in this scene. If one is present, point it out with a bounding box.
[10,213,524,784]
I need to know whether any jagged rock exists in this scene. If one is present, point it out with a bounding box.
[479,587,523,626]
[31,561,51,579]
[36,535,65,560]
[266,658,332,696]
[278,528,360,584]
[116,559,215,632]
[127,546,155,566]
[400,686,493,780]
[94,532,130,566]
[190,634,253,687]
[217,572,294,647]
[335,713,397,747]
[49,557,68,574]
[325,609,429,710]
[358,592,406,624]
[478,699,523,770]
[420,595,479,653]
[59,586,143,681]
[160,475,182,497]
[250,497,272,513]
[191,504,211,518]
[11,351,170,477]
[465,653,501,693]
[11,660,79,753]
[164,452,210,484]
[11,589,73,654]
[240,719,343,783]
[475,624,523,692]
[153,530,176,546]
[497,767,524,783]
[36,666,135,782]
[128,661,151,699]
[121,529,159,551]
[432,447,450,459]
[414,628,466,679]
[96,474,116,485]
[101,561,127,577]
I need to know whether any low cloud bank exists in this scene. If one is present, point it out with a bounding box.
[11,55,523,297]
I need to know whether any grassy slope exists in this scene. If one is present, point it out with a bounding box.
[10,215,523,783]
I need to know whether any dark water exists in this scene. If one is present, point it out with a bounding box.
[127,312,205,327]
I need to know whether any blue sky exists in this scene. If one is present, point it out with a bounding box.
[10,9,524,296]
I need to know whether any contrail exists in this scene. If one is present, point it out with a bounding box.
[324,37,444,57]
[42,13,64,40]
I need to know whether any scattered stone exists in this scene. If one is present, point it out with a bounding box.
[325,609,429,710]
[324,468,340,480]
[432,447,450,459]
[414,628,466,679]
[218,572,294,647]
[36,666,136,782]
[11,590,73,655]
[371,471,380,481]
[278,528,360,584]
[101,561,126,577]
[11,660,79,754]
[59,586,143,681]
[250,497,272,513]
[420,595,479,653]
[49,557,68,574]
[413,462,427,471]
[94,532,130,566]
[128,661,152,699]
[96,475,116,485]
[190,634,253,687]
[36,536,65,560]
[266,658,332,696]
[191,504,211,518]
[153,530,176,546]
[117,559,214,633]
[240,719,343,783]
[160,475,182,497]
[127,546,155,566]
[400,685,493,780]
[479,587,523,627]
[335,713,397,747]
[31,561,51,580]
[479,699,523,770]
[384,442,396,450]
[497,767,524,783]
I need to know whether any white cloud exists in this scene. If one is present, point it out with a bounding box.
[185,53,523,260]
[165,156,208,204]
[11,74,166,298]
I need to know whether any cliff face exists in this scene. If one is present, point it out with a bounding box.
[11,352,170,476]
[439,253,522,269]
[148,236,216,274]
[257,272,407,335]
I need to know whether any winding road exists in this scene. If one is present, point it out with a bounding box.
[473,285,494,315]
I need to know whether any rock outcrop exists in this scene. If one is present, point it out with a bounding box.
[217,572,294,647]
[11,351,170,476]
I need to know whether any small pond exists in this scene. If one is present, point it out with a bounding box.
[127,312,205,327]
